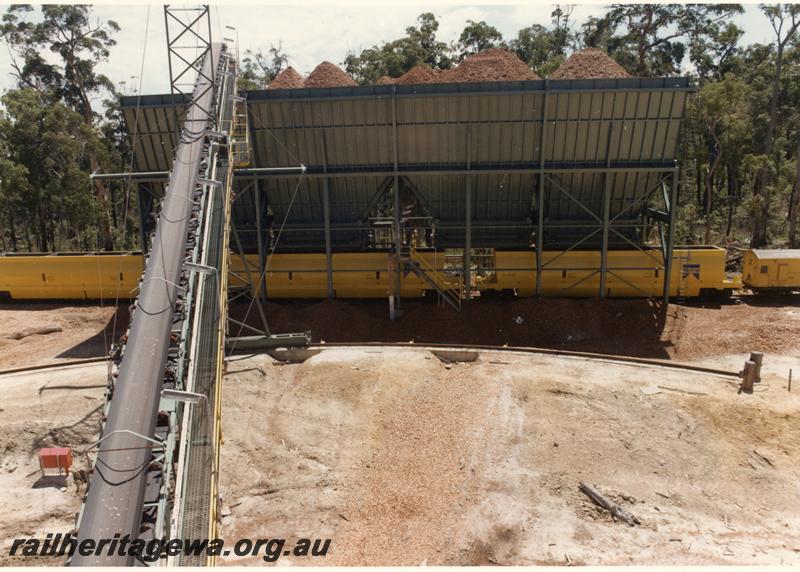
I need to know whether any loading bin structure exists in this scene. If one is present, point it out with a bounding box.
[120,76,693,304]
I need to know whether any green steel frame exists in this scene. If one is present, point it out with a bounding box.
[119,77,692,307]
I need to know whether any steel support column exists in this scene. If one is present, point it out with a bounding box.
[662,168,679,303]
[230,220,270,334]
[536,82,549,295]
[599,123,615,298]
[254,180,267,304]
[321,135,334,299]
[391,87,402,313]
[323,181,333,299]
[464,128,472,301]
[599,174,612,297]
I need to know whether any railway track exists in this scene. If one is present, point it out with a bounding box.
[312,342,742,378]
[1,341,739,380]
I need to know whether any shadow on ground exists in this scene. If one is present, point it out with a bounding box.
[231,297,678,359]
[32,475,68,489]
[56,305,129,359]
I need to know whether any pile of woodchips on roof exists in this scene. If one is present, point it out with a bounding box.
[269,66,305,89]
[266,47,631,91]
[549,48,630,79]
[442,48,541,82]
[268,61,359,90]
[304,61,358,88]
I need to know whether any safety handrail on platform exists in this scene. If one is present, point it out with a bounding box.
[403,246,463,311]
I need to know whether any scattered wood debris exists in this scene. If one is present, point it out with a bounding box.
[579,482,641,526]
[7,326,63,340]
[752,449,775,467]
[657,385,709,396]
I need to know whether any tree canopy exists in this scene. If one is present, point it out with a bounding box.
[0,4,129,252]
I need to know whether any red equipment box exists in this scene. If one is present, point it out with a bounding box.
[38,447,73,476]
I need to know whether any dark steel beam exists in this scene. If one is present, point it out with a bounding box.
[391,86,401,314]
[663,168,679,303]
[233,163,677,179]
[254,178,267,304]
[599,124,615,298]
[245,100,269,304]
[600,175,611,297]
[536,83,549,295]
[463,128,472,301]
[93,163,676,183]
[230,223,270,334]
[321,134,334,299]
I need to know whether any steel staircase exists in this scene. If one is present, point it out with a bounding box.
[401,246,463,311]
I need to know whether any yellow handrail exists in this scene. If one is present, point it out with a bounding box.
[408,246,463,300]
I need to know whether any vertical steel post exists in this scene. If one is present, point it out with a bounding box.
[392,87,402,312]
[600,174,612,298]
[254,179,267,304]
[244,93,268,304]
[230,219,270,334]
[321,134,334,299]
[536,81,549,295]
[600,123,614,298]
[464,128,472,301]
[663,167,679,303]
[323,180,334,299]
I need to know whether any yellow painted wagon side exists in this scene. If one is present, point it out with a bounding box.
[743,249,800,290]
[0,252,142,300]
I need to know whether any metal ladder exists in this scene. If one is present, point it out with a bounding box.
[401,246,463,311]
[229,101,251,167]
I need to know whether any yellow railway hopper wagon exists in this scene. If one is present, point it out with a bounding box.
[488,246,739,298]
[0,246,740,301]
[0,252,143,300]
[742,249,800,291]
[228,253,431,299]
[228,246,739,300]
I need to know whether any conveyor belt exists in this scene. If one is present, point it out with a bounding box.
[72,44,233,566]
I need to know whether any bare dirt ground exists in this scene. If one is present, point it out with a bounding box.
[0,296,798,566]
[2,296,797,369]
[219,347,800,566]
[233,295,800,360]
[0,363,107,566]
[0,303,125,370]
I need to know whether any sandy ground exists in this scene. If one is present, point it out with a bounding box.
[0,297,798,566]
[0,304,125,370]
[218,347,800,566]
[0,363,107,566]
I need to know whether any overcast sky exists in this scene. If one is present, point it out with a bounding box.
[0,2,778,102]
